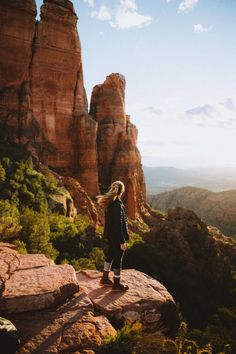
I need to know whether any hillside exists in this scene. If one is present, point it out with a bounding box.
[148,186,236,235]
[144,166,236,194]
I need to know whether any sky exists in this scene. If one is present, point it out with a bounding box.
[36,0,236,168]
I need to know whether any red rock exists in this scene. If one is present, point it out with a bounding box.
[0,245,79,314]
[90,73,148,219]
[9,291,116,354]
[30,0,99,196]
[61,176,103,225]
[77,269,178,335]
[0,0,153,223]
[0,0,99,197]
[0,0,36,136]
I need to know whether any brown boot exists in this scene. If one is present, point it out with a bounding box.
[100,270,113,286]
[112,277,129,291]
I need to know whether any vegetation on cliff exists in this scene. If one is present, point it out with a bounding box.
[148,186,236,236]
[0,144,235,353]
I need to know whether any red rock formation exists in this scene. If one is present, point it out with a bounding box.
[90,73,147,219]
[30,0,99,196]
[0,0,36,138]
[0,243,80,313]
[0,0,151,221]
[0,0,99,196]
[77,269,178,335]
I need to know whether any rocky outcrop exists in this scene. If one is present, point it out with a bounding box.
[0,0,36,139]
[90,73,147,219]
[9,292,116,354]
[0,0,99,197]
[0,0,151,220]
[0,243,79,314]
[77,269,178,335]
[1,243,116,353]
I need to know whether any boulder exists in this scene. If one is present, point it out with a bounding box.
[77,269,178,335]
[0,244,79,314]
[9,291,116,354]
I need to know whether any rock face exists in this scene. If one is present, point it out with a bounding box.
[0,0,36,139]
[0,0,99,197]
[90,73,147,219]
[0,244,116,353]
[0,243,80,314]
[9,292,116,354]
[0,0,150,220]
[77,269,178,335]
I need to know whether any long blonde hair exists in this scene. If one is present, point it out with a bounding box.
[96,180,125,208]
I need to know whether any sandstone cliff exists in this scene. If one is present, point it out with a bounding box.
[0,0,99,197]
[0,0,151,220]
[90,73,147,219]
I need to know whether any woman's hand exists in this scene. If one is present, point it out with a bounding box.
[120,243,127,251]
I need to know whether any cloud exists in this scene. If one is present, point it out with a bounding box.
[144,106,163,116]
[90,0,152,30]
[178,0,199,13]
[83,0,94,7]
[99,31,105,36]
[221,98,236,112]
[185,104,219,118]
[185,102,236,128]
[194,23,212,33]
[91,4,111,21]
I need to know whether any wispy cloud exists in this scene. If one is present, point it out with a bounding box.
[90,0,152,30]
[185,104,218,118]
[91,4,111,21]
[194,23,212,33]
[144,106,163,116]
[178,0,199,13]
[221,98,236,112]
[185,102,236,128]
[83,0,94,8]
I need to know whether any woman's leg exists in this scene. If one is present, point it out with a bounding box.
[100,242,114,286]
[112,246,129,291]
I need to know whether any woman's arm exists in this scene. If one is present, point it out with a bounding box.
[110,202,126,244]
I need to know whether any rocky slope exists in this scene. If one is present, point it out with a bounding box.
[0,243,177,353]
[0,0,150,221]
[148,186,236,235]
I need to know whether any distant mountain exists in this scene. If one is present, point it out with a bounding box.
[148,186,236,236]
[144,166,236,194]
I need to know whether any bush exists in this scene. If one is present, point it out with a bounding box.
[0,200,22,240]
[20,208,58,260]
[98,323,142,354]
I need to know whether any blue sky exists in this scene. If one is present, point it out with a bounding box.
[36,0,236,168]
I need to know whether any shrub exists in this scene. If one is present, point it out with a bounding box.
[98,323,142,354]
[0,200,22,240]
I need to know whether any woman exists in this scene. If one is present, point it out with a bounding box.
[97,180,129,291]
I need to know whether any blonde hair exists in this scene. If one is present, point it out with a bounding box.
[96,180,125,208]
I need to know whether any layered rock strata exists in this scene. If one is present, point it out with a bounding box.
[77,268,178,335]
[0,243,80,314]
[90,73,147,218]
[0,0,150,219]
[0,0,99,196]
[1,243,116,353]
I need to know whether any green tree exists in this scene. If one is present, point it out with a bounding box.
[20,208,58,260]
[0,200,22,240]
[0,162,6,185]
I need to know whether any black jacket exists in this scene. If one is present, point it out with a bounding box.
[103,198,129,244]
